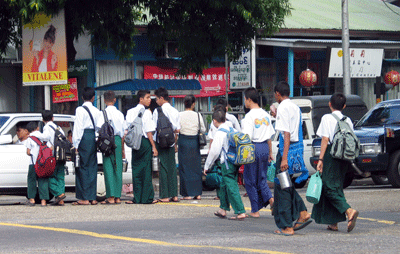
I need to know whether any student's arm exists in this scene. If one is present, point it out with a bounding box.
[147,132,158,157]
[27,148,31,156]
[280,131,290,171]
[317,136,329,174]
[203,135,222,175]
[268,139,273,162]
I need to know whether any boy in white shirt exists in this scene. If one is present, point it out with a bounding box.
[273,81,311,236]
[152,87,180,202]
[312,93,359,232]
[97,91,125,205]
[204,110,246,220]
[241,87,275,218]
[25,121,49,206]
[125,90,158,204]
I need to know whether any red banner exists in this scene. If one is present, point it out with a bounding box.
[144,66,228,97]
[52,78,78,103]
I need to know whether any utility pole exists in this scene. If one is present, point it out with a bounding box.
[225,53,229,101]
[342,0,351,95]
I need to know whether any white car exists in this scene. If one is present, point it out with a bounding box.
[0,113,133,200]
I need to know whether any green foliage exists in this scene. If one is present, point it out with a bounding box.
[1,0,291,74]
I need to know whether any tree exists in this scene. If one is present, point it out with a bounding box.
[1,0,291,74]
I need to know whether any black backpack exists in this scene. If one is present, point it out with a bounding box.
[97,110,116,156]
[49,125,75,162]
[156,107,175,148]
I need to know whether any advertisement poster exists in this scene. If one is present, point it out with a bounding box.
[144,66,227,97]
[328,48,384,78]
[230,48,252,89]
[52,78,78,103]
[22,11,68,86]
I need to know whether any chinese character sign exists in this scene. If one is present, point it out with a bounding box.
[144,66,227,97]
[52,78,78,103]
[22,11,68,86]
[230,49,251,89]
[328,48,384,78]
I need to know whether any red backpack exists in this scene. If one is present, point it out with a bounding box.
[30,136,56,178]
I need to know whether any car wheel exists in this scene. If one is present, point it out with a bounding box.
[387,150,400,188]
[291,177,308,189]
[343,172,354,189]
[96,172,107,201]
[371,175,389,185]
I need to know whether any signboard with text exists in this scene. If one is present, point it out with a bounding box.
[328,48,384,78]
[230,49,251,89]
[52,78,78,103]
[144,66,227,97]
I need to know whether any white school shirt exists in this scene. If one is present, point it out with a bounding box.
[317,110,354,143]
[204,123,233,171]
[207,120,233,140]
[241,108,275,142]
[25,131,42,165]
[72,101,101,148]
[126,104,155,139]
[275,98,301,142]
[97,105,125,137]
[42,121,65,147]
[226,113,241,131]
[152,103,180,144]
[179,111,206,136]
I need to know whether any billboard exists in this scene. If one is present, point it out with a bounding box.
[22,11,68,86]
[52,78,78,103]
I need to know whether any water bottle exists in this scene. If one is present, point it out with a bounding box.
[152,157,159,171]
[75,154,80,168]
[122,159,128,172]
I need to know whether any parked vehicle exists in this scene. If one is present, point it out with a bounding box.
[0,113,133,201]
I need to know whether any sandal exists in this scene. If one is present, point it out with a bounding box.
[214,211,226,219]
[72,201,89,205]
[193,196,201,200]
[55,194,66,205]
[101,199,116,205]
[169,197,180,202]
[228,215,246,221]
[327,225,339,231]
[347,210,359,233]
[90,200,98,205]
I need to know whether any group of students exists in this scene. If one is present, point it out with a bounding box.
[203,81,359,235]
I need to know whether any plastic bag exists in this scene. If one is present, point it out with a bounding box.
[306,172,322,204]
[267,161,276,182]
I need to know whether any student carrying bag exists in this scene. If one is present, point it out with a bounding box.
[219,127,255,166]
[156,107,175,148]
[330,114,360,161]
[49,125,75,162]
[29,136,56,178]
[97,110,116,156]
[125,108,145,150]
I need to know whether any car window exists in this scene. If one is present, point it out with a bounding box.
[356,105,400,127]
[54,121,73,137]
[0,116,9,129]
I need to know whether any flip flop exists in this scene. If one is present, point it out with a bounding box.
[151,199,160,204]
[228,216,246,221]
[293,218,312,231]
[90,200,98,205]
[327,225,339,231]
[347,210,359,233]
[214,211,226,219]
[55,194,66,204]
[169,197,180,202]
[158,199,170,203]
[72,201,89,205]
[101,199,116,205]
[25,201,35,207]
[193,196,201,200]
[247,214,260,219]
[273,229,294,236]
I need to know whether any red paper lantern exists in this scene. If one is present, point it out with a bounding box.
[384,70,400,87]
[299,69,317,87]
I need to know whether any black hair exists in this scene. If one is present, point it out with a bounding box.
[274,81,290,97]
[213,104,226,113]
[212,110,226,123]
[104,90,115,102]
[154,87,169,101]
[44,25,56,44]
[82,87,95,101]
[216,98,228,108]
[184,95,196,109]
[137,90,150,99]
[68,130,72,136]
[244,87,259,104]
[26,122,38,133]
[330,93,346,111]
[16,121,28,130]
[42,110,53,122]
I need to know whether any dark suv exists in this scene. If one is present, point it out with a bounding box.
[310,99,400,188]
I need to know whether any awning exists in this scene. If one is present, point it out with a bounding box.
[95,79,202,96]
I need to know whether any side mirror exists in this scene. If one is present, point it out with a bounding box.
[0,134,13,145]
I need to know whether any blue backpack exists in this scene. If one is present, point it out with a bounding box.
[219,127,255,166]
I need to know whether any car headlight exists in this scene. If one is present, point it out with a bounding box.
[360,143,382,155]
[312,147,321,157]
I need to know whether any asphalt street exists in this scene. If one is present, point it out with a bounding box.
[0,180,399,254]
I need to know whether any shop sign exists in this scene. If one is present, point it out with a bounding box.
[230,48,251,89]
[144,66,227,97]
[68,60,88,77]
[328,48,384,78]
[22,11,68,86]
[52,78,78,103]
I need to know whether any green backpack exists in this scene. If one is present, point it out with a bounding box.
[330,114,360,161]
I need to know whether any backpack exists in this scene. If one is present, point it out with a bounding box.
[29,136,56,178]
[156,107,175,148]
[219,127,255,166]
[330,114,360,161]
[125,108,145,150]
[97,110,116,156]
[49,125,75,162]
